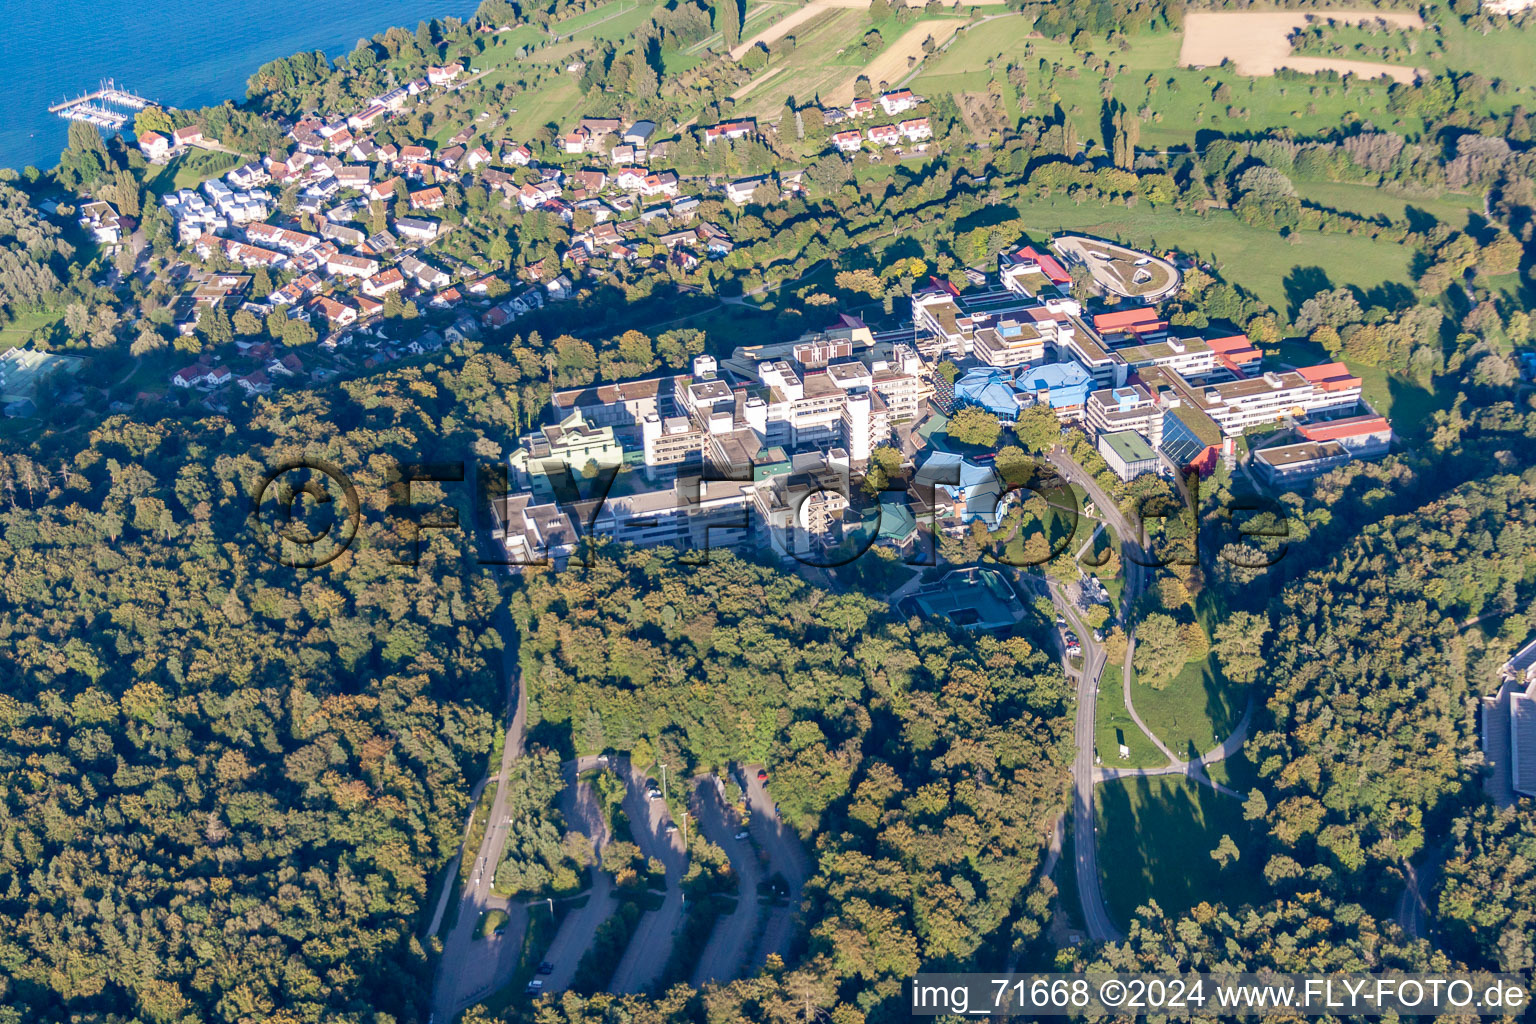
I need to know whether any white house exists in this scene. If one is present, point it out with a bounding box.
[138,132,170,160]
[725,177,768,205]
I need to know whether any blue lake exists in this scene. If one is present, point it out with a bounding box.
[2,0,479,171]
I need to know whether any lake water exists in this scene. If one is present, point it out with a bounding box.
[2,0,479,171]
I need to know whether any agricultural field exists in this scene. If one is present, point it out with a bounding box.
[730,7,919,117]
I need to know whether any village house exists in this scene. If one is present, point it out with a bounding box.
[269,272,322,305]
[572,169,608,193]
[517,180,562,210]
[726,177,769,205]
[138,132,170,160]
[411,187,447,210]
[899,117,932,142]
[427,63,464,85]
[335,165,371,189]
[614,167,648,192]
[349,105,387,131]
[78,201,122,244]
[867,124,900,147]
[172,125,205,147]
[320,222,367,247]
[267,353,304,377]
[879,89,920,115]
[326,253,380,279]
[394,217,439,242]
[237,369,273,395]
[642,171,680,197]
[832,130,863,153]
[702,119,755,145]
[400,255,451,290]
[505,144,533,166]
[310,296,359,327]
[846,98,875,119]
[246,222,321,254]
[362,267,407,298]
[466,145,492,170]
[398,144,432,165]
[440,145,467,170]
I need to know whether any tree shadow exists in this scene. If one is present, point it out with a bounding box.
[1282,265,1333,320]
[1095,773,1264,929]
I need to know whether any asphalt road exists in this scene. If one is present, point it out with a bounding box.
[430,634,530,1018]
[538,764,618,995]
[742,767,810,967]
[429,463,531,1019]
[607,760,687,994]
[1044,451,1151,946]
[1053,586,1123,944]
[689,777,764,988]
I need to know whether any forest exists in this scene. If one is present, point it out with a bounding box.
[0,376,506,1022]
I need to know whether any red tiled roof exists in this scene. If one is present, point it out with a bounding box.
[1019,245,1070,285]
[1295,362,1362,391]
[1093,306,1164,332]
[1299,415,1390,442]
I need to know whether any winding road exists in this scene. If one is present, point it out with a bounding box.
[429,457,532,1019]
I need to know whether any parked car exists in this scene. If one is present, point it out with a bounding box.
[756,768,768,782]
[527,980,545,995]
[664,822,678,834]
[537,961,554,975]
[735,830,750,840]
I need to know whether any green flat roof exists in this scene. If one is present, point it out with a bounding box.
[1101,429,1158,464]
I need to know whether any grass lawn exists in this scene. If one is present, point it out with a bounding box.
[734,8,870,119]
[1430,18,1536,101]
[1095,773,1264,926]
[148,149,241,193]
[1094,665,1166,769]
[499,75,585,139]
[1296,180,1480,229]
[1007,195,1413,316]
[1129,654,1246,763]
[0,311,62,350]
[477,908,510,939]
[918,22,1414,151]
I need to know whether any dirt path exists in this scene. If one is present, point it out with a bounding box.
[1179,10,1425,83]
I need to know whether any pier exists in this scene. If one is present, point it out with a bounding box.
[49,79,155,129]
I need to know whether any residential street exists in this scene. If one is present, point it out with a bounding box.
[742,767,810,967]
[607,759,687,994]
[689,778,764,988]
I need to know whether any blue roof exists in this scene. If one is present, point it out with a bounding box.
[1020,361,1092,409]
[917,452,1006,525]
[953,367,1026,419]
